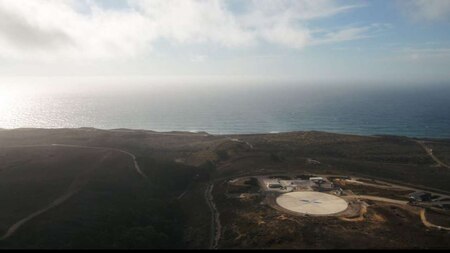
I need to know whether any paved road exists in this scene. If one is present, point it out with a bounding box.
[0,144,147,241]
[326,175,450,201]
[343,195,409,205]
[344,195,450,231]
[214,170,450,198]
[344,179,405,190]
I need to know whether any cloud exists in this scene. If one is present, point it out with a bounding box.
[313,23,392,45]
[130,0,254,47]
[235,0,367,49]
[0,0,376,61]
[384,45,450,63]
[190,54,208,63]
[0,6,72,51]
[243,0,363,21]
[402,47,450,61]
[0,0,155,60]
[398,0,450,22]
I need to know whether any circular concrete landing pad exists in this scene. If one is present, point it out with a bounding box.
[276,192,348,216]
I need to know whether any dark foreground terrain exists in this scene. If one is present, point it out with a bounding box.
[0,128,449,249]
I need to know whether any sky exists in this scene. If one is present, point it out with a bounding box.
[0,0,450,84]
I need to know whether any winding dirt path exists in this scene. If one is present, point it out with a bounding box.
[416,141,450,169]
[343,195,450,231]
[229,138,254,149]
[205,184,221,249]
[420,209,450,231]
[0,191,78,241]
[339,203,368,222]
[51,144,148,179]
[0,144,147,241]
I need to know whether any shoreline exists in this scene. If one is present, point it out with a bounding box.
[1,127,449,141]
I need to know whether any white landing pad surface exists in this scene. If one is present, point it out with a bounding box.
[276,191,348,215]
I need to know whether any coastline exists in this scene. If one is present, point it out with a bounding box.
[0,127,449,141]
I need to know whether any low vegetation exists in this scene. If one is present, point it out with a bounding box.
[0,129,449,249]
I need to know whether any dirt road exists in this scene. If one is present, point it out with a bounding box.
[51,144,148,179]
[0,191,77,241]
[205,184,221,249]
[0,144,148,179]
[420,209,450,231]
[416,141,450,169]
[229,138,254,149]
[0,144,147,241]
[0,150,114,240]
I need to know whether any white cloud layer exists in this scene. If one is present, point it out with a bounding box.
[0,0,376,61]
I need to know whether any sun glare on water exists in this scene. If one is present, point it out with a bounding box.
[0,85,36,129]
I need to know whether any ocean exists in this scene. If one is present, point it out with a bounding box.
[1,77,449,138]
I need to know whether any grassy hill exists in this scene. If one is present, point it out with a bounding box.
[1,128,449,249]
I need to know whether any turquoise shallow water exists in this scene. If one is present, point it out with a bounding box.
[1,80,449,138]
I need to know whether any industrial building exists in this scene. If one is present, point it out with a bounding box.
[409,192,432,202]
[262,176,336,193]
